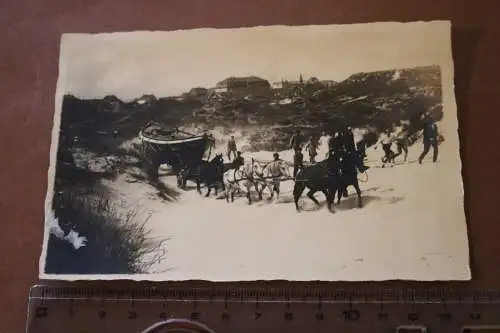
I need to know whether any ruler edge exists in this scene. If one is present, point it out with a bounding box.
[27,284,500,304]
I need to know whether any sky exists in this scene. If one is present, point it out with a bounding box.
[58,21,452,101]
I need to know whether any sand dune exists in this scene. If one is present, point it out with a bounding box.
[102,126,469,281]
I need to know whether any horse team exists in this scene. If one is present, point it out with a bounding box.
[179,149,363,214]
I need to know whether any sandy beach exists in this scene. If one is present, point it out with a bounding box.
[102,129,469,281]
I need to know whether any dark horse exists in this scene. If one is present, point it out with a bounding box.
[292,156,340,213]
[182,154,225,197]
[335,151,363,208]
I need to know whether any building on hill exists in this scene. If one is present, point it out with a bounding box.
[320,80,336,88]
[272,81,284,89]
[184,87,209,101]
[134,94,157,106]
[215,76,272,98]
[188,87,209,96]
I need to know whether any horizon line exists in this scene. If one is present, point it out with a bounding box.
[63,64,440,102]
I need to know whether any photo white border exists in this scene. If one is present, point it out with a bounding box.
[38,20,470,281]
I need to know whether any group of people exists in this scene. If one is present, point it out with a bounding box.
[220,112,440,188]
[375,113,440,167]
[289,127,370,178]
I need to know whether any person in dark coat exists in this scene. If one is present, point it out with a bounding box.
[232,151,244,169]
[393,124,409,163]
[343,126,356,152]
[305,135,320,163]
[291,149,302,177]
[293,149,304,178]
[343,126,369,173]
[328,131,344,156]
[356,139,367,159]
[418,114,439,164]
[289,129,304,151]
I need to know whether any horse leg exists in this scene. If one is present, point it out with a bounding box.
[259,182,269,200]
[336,184,343,205]
[307,189,320,206]
[182,172,188,190]
[257,183,267,200]
[196,179,202,194]
[293,182,305,212]
[246,184,252,205]
[205,184,211,197]
[227,184,235,203]
[254,182,263,201]
[176,174,182,188]
[341,176,348,197]
[323,188,335,213]
[321,189,330,210]
[353,179,363,208]
[266,182,274,199]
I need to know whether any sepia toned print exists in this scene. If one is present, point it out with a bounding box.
[40,21,470,281]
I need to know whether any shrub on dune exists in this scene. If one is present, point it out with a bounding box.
[45,187,168,274]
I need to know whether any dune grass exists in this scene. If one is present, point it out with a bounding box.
[45,186,168,275]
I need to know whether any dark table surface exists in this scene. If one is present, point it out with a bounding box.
[1,0,499,332]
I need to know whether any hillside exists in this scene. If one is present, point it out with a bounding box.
[59,65,442,154]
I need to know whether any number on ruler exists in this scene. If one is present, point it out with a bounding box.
[408,312,419,321]
[470,312,481,320]
[316,312,324,321]
[68,300,74,317]
[342,309,360,321]
[378,312,389,321]
[35,307,48,318]
[437,312,451,322]
[97,310,106,319]
[254,312,262,320]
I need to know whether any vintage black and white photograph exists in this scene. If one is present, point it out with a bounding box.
[40,21,470,281]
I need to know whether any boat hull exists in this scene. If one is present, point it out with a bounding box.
[139,130,210,169]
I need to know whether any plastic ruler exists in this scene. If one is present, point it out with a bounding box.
[26,285,500,333]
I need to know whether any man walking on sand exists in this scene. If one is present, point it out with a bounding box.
[393,124,409,163]
[418,114,439,164]
[377,128,395,168]
[305,134,320,163]
[227,136,237,161]
[289,129,304,152]
[293,148,304,178]
[268,152,285,197]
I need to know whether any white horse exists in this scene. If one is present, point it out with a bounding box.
[223,159,262,204]
[254,160,291,200]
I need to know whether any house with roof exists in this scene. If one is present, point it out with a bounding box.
[215,76,272,97]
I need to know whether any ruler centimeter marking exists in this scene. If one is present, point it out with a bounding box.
[27,286,500,333]
[27,296,500,304]
[27,285,500,298]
